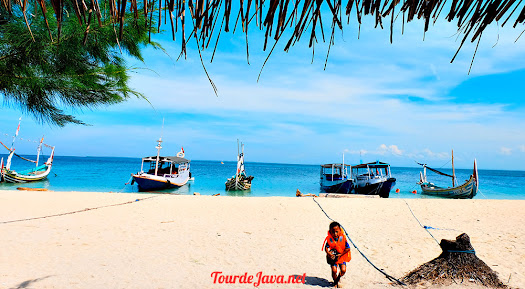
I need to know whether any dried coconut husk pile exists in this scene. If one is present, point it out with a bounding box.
[403,233,506,288]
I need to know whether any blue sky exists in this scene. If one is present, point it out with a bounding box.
[1,14,525,170]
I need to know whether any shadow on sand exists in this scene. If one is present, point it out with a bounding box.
[302,276,332,287]
[10,276,52,289]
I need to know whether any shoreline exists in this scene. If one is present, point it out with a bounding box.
[0,190,523,288]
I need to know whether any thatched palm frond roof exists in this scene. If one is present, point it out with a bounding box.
[2,0,525,62]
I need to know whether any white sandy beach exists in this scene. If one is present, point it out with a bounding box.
[0,190,524,289]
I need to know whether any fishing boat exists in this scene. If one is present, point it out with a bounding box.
[0,119,55,183]
[351,161,396,198]
[131,138,191,192]
[320,154,353,194]
[417,150,478,199]
[225,140,253,191]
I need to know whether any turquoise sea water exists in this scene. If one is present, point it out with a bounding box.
[1,155,525,199]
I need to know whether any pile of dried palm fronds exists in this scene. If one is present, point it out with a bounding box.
[403,233,506,288]
[3,0,525,61]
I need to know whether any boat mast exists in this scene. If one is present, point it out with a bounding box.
[240,142,245,175]
[342,153,345,178]
[155,138,162,176]
[155,119,165,176]
[451,149,456,187]
[235,139,240,186]
[473,159,479,188]
[35,136,44,168]
[6,117,21,171]
[10,117,21,151]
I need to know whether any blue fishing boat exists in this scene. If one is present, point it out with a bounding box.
[320,154,353,194]
[352,161,396,198]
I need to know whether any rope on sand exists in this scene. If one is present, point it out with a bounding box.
[403,199,441,246]
[312,198,406,286]
[0,195,159,225]
[403,200,476,254]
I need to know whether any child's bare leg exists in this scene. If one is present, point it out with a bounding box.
[334,264,346,287]
[339,264,346,278]
[331,265,338,284]
[333,265,343,286]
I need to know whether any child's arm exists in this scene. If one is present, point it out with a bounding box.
[325,244,335,259]
[339,240,351,257]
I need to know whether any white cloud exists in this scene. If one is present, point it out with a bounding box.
[519,145,525,153]
[500,147,512,155]
[389,145,403,156]
[344,149,368,156]
[377,144,403,156]
[421,148,449,159]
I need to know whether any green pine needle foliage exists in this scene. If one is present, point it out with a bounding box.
[0,2,161,126]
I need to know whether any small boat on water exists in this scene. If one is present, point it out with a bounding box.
[131,138,191,192]
[0,119,55,183]
[320,163,353,194]
[225,140,253,191]
[417,150,478,199]
[320,154,353,194]
[352,161,396,198]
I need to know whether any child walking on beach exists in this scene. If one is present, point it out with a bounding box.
[323,221,351,287]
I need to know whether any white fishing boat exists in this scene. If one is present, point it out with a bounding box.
[225,140,253,191]
[131,138,191,192]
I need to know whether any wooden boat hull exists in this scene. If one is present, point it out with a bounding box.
[421,175,477,199]
[1,165,51,183]
[225,180,252,191]
[132,173,189,192]
[321,179,353,194]
[353,178,396,198]
[225,176,253,191]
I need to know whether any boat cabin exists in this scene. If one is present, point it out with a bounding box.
[140,156,190,177]
[351,161,396,198]
[320,163,351,181]
[352,161,392,178]
[352,161,392,183]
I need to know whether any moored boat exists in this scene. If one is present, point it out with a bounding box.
[0,119,55,183]
[132,138,191,192]
[320,154,353,194]
[1,155,54,183]
[352,161,396,198]
[417,150,478,199]
[225,140,253,191]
